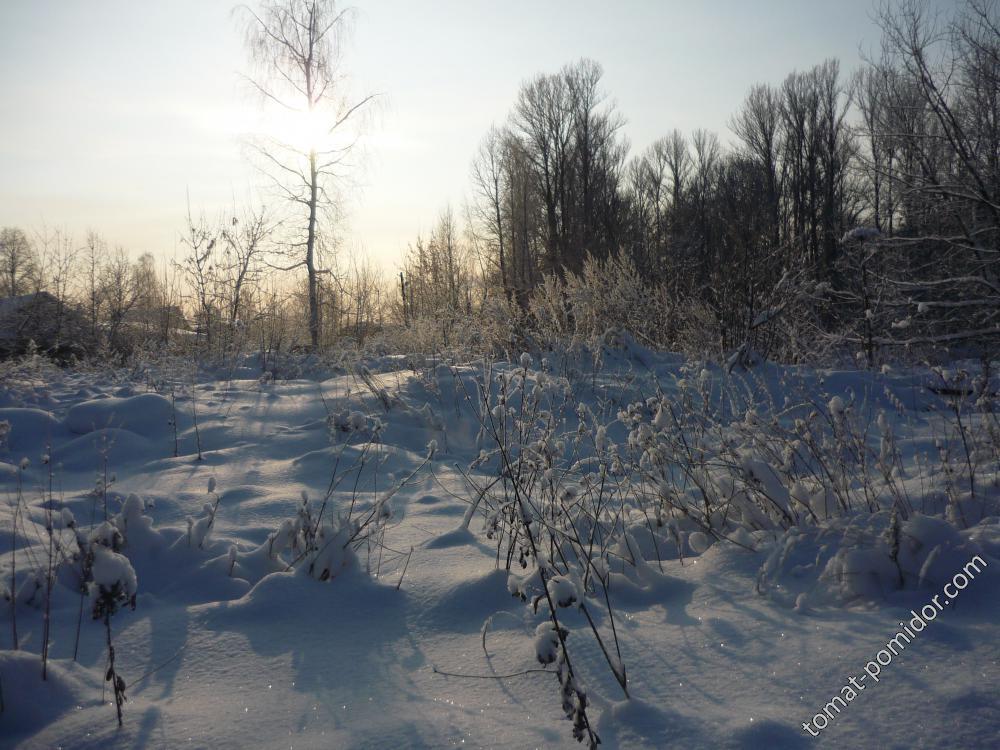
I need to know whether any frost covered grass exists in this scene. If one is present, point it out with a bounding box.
[0,346,998,748]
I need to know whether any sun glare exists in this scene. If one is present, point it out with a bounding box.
[264,108,332,153]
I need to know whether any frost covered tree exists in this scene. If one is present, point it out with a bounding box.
[219,205,273,331]
[0,227,37,298]
[99,248,144,355]
[240,0,375,349]
[399,208,477,343]
[852,0,1000,355]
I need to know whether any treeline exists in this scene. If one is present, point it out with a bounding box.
[3,1,997,368]
[402,0,1000,365]
[0,209,388,363]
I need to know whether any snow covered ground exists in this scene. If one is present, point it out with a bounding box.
[1,350,998,749]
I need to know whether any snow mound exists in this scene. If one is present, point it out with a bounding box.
[726,718,809,749]
[0,407,66,454]
[758,512,995,608]
[420,568,514,630]
[425,526,476,548]
[0,651,100,740]
[51,427,154,470]
[595,697,698,748]
[66,393,172,437]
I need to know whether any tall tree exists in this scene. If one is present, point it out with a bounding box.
[241,0,374,349]
[730,83,783,249]
[470,126,512,297]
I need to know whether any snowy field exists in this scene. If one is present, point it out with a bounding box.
[1,347,999,749]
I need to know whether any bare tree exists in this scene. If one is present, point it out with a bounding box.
[857,0,1000,355]
[83,231,105,341]
[0,227,37,298]
[220,204,274,327]
[33,226,79,343]
[100,248,143,355]
[178,207,220,350]
[240,0,375,349]
[336,257,383,343]
[514,67,574,276]
[157,257,186,344]
[730,83,783,249]
[470,125,511,297]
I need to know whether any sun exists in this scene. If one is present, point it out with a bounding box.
[263,107,332,154]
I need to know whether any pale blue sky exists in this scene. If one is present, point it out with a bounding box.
[0,0,894,268]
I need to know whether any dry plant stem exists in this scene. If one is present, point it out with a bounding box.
[73,588,85,662]
[9,468,21,650]
[395,546,413,591]
[192,395,203,461]
[102,450,110,521]
[170,388,179,458]
[432,665,552,680]
[104,611,124,727]
[73,521,93,662]
[42,450,55,679]
[480,383,603,745]
[200,491,222,550]
[345,455,431,548]
[950,398,975,527]
[126,644,188,691]
[552,498,628,692]
[312,435,368,539]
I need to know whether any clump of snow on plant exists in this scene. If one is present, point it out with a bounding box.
[90,546,137,599]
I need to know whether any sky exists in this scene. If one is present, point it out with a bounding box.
[0,0,896,271]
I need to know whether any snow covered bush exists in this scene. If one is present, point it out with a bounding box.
[459,357,633,747]
[184,477,221,550]
[451,351,1000,745]
[758,510,996,609]
[89,527,138,727]
[525,252,674,362]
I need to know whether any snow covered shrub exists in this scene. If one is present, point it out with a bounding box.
[459,352,1000,732]
[525,252,673,361]
[303,520,356,581]
[475,294,531,359]
[112,493,161,550]
[185,477,221,550]
[527,274,574,351]
[90,547,137,615]
[89,527,137,727]
[459,357,629,747]
[224,415,426,588]
[562,253,651,344]
[674,299,724,362]
[757,511,994,609]
[377,312,486,360]
[328,408,385,438]
[668,266,833,368]
[240,491,357,583]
